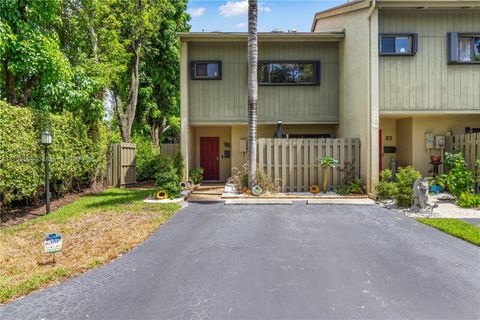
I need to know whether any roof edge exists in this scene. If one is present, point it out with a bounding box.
[178,31,345,42]
[311,0,480,31]
[311,0,370,31]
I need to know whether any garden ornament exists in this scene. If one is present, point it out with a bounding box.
[156,190,168,200]
[251,185,262,196]
[309,185,320,194]
[412,177,429,211]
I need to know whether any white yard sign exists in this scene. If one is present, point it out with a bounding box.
[44,233,62,254]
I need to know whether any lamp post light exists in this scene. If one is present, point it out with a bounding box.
[41,130,52,214]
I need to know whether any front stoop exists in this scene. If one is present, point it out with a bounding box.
[187,184,224,202]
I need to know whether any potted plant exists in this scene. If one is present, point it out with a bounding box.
[427,174,447,194]
[318,156,339,193]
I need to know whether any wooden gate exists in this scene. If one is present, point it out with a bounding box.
[446,133,480,172]
[106,143,137,187]
[257,138,361,192]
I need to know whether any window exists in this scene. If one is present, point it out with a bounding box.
[448,33,480,64]
[191,61,222,80]
[379,33,418,56]
[258,61,320,85]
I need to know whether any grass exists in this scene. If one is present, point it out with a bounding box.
[0,188,180,303]
[417,218,480,247]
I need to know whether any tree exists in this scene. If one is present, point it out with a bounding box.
[247,0,258,188]
[61,0,166,142]
[0,0,71,107]
[136,0,190,146]
[109,0,163,143]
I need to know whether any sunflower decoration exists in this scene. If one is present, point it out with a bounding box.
[309,185,320,194]
[155,190,168,200]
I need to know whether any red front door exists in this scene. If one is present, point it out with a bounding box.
[200,137,220,180]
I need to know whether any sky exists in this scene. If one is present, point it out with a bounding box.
[186,0,349,32]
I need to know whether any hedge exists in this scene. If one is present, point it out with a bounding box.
[0,101,108,207]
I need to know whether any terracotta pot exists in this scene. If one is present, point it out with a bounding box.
[431,155,441,162]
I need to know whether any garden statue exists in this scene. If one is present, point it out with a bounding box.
[412,177,429,210]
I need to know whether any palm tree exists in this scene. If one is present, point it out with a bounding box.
[247,0,258,188]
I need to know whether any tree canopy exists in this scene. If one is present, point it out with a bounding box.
[1,0,189,141]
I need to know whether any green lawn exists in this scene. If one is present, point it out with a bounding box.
[0,188,180,303]
[416,218,480,247]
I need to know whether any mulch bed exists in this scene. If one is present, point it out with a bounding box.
[0,184,104,228]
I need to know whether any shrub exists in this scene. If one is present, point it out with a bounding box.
[457,192,480,209]
[154,156,181,199]
[173,151,184,180]
[395,166,421,207]
[477,159,480,183]
[444,152,474,196]
[337,177,363,195]
[444,152,465,170]
[189,167,204,184]
[233,164,275,192]
[133,135,161,182]
[376,181,398,199]
[0,102,107,207]
[380,169,393,182]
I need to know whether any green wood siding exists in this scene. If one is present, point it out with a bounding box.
[379,12,480,112]
[188,41,339,123]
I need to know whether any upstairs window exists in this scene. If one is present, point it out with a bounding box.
[448,33,480,64]
[379,33,418,56]
[191,61,222,80]
[258,61,320,85]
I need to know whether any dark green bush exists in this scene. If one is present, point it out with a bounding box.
[173,151,184,180]
[395,166,421,207]
[154,156,181,199]
[0,101,107,207]
[133,135,161,182]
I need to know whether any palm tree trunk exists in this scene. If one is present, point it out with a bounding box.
[247,0,258,188]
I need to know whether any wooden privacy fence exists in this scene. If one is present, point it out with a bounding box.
[446,133,480,172]
[257,138,361,192]
[106,143,136,187]
[160,143,179,158]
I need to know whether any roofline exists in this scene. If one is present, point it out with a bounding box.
[311,0,480,31]
[178,32,345,42]
[311,0,370,31]
[376,0,480,9]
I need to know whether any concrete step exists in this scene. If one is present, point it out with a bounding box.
[187,193,223,202]
[191,191,223,195]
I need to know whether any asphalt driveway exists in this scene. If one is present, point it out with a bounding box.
[2,202,479,319]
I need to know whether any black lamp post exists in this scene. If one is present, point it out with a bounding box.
[41,130,52,214]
